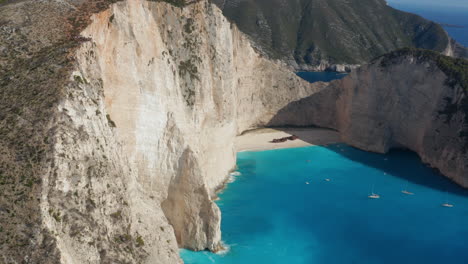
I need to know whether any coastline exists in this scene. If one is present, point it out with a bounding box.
[235,127,342,152]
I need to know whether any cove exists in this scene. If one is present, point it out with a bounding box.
[296,71,347,83]
[180,144,468,264]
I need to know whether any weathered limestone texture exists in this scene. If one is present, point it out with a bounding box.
[269,52,468,187]
[33,0,320,262]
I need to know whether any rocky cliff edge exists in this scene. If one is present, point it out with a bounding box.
[269,48,468,187]
[0,0,324,263]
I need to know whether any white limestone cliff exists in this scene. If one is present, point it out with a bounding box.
[39,0,321,262]
[269,52,468,187]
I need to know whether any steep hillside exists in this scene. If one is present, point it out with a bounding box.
[269,48,468,187]
[0,0,323,262]
[213,0,466,71]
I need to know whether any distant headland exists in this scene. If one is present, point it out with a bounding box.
[439,23,465,28]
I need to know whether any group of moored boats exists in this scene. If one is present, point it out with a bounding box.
[368,184,454,208]
[307,178,455,207]
[303,152,455,208]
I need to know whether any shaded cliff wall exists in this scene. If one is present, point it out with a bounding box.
[269,51,468,187]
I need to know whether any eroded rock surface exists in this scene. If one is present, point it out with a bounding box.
[270,49,468,187]
[0,0,320,262]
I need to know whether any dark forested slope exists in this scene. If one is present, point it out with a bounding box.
[213,0,465,70]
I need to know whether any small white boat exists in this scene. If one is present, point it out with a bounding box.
[305,182,310,185]
[441,191,453,208]
[325,179,331,182]
[368,184,380,199]
[401,181,414,195]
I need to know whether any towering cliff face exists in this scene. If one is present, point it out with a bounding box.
[270,49,468,187]
[2,0,465,263]
[212,0,468,71]
[0,0,321,262]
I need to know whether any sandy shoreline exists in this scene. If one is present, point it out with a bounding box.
[235,127,342,152]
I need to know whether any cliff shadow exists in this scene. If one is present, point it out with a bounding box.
[324,144,468,197]
[267,82,341,129]
[266,90,468,198]
[267,124,468,198]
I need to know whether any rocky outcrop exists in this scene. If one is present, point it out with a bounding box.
[269,49,468,187]
[445,37,468,58]
[296,62,360,73]
[0,0,321,262]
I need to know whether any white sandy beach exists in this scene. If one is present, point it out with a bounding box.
[235,128,342,152]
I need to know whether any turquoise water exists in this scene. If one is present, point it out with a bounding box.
[181,144,468,264]
[296,72,347,83]
[388,2,468,47]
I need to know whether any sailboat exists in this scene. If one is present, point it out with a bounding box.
[368,184,380,199]
[401,181,414,195]
[441,191,454,207]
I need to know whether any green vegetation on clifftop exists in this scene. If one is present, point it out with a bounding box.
[379,48,467,93]
[379,48,468,151]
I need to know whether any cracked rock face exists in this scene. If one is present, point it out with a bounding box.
[269,52,468,187]
[70,0,320,260]
[0,0,321,262]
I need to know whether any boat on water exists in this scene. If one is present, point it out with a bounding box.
[441,192,453,207]
[368,184,380,199]
[401,181,414,195]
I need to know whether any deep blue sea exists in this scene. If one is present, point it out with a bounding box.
[296,72,347,83]
[389,2,468,47]
[181,144,468,264]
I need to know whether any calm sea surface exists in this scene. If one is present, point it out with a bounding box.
[181,145,468,264]
[389,3,468,47]
[296,71,347,83]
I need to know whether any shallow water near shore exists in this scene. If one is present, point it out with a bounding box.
[181,144,468,264]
